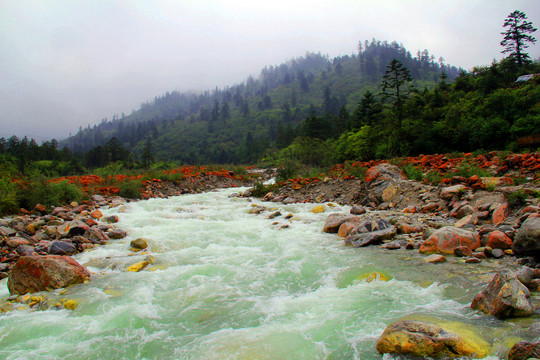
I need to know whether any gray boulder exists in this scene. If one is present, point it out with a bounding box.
[345,218,396,247]
[513,216,540,258]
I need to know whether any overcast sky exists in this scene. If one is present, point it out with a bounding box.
[1,0,539,141]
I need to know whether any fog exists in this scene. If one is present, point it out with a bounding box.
[1,0,539,141]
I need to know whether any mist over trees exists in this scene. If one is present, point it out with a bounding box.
[60,39,468,165]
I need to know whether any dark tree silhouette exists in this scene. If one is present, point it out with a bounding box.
[500,10,537,66]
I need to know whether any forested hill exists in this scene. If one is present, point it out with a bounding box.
[60,40,461,164]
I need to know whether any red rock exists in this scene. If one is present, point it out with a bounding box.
[523,205,540,214]
[420,226,480,254]
[401,206,417,214]
[468,175,479,184]
[85,218,98,226]
[441,185,467,199]
[424,254,447,263]
[454,246,473,257]
[508,341,540,360]
[323,213,358,233]
[492,203,509,225]
[364,163,406,184]
[338,218,360,237]
[421,202,439,213]
[90,209,103,219]
[487,231,513,249]
[6,237,32,248]
[33,204,47,213]
[397,223,423,234]
[466,257,483,263]
[7,255,90,295]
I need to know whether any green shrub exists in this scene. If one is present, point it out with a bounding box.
[21,180,83,208]
[251,182,271,197]
[0,177,19,215]
[400,164,424,181]
[276,160,301,182]
[425,171,444,185]
[343,162,367,179]
[451,161,491,178]
[119,180,143,199]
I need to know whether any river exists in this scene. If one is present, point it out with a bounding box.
[0,187,514,359]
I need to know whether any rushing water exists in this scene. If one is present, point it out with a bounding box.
[0,188,516,359]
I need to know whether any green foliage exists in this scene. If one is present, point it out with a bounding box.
[276,160,301,182]
[343,162,367,179]
[400,164,424,181]
[425,171,444,185]
[450,161,492,178]
[19,180,83,209]
[119,180,143,199]
[250,182,272,197]
[506,190,530,206]
[0,177,18,215]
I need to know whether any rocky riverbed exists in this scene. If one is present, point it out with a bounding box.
[1,162,539,358]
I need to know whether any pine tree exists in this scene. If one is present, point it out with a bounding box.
[500,10,537,67]
[381,59,413,129]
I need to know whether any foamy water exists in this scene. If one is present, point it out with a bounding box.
[0,188,506,359]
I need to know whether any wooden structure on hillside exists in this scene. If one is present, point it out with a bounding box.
[517,134,540,148]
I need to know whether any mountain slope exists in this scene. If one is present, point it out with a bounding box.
[60,39,460,164]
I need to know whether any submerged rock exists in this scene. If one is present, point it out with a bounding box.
[7,255,90,295]
[470,270,533,319]
[376,319,489,358]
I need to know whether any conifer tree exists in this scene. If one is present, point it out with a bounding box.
[500,10,537,67]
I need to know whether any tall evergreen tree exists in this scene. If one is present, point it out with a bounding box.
[381,59,413,130]
[500,10,537,67]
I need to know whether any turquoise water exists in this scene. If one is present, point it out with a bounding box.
[0,188,505,359]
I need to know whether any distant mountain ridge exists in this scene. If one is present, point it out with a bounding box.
[60,39,460,164]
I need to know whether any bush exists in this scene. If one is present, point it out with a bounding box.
[276,160,301,182]
[425,170,444,185]
[119,180,143,199]
[251,182,271,197]
[0,177,19,215]
[20,180,83,208]
[451,161,491,178]
[400,164,424,181]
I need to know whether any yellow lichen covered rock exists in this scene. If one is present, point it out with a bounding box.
[126,260,150,272]
[61,299,79,310]
[376,319,490,358]
[311,205,325,213]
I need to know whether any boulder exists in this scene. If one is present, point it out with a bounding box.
[513,217,540,258]
[470,270,533,319]
[492,202,509,225]
[337,218,360,237]
[420,227,480,254]
[48,240,77,255]
[441,184,466,200]
[487,231,513,250]
[364,163,406,203]
[102,215,119,224]
[323,213,358,233]
[350,205,366,215]
[364,163,406,184]
[6,237,32,248]
[508,341,540,360]
[130,238,148,250]
[84,228,110,244]
[57,220,90,238]
[454,246,473,257]
[376,320,489,358]
[15,244,37,256]
[107,229,127,239]
[7,255,90,295]
[424,254,447,263]
[344,218,396,247]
